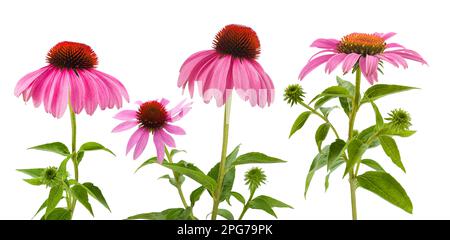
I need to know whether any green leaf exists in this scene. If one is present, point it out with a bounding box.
[233,152,286,166]
[24,178,43,186]
[207,164,235,202]
[230,192,246,205]
[190,187,205,207]
[379,136,405,172]
[327,139,346,171]
[315,123,331,151]
[383,128,416,138]
[371,101,384,129]
[320,86,352,98]
[361,159,386,172]
[17,168,45,178]
[325,159,345,191]
[33,199,47,219]
[248,198,277,218]
[319,106,338,118]
[57,157,71,175]
[314,96,334,109]
[337,76,355,116]
[45,208,72,220]
[357,126,380,148]
[357,171,413,213]
[45,184,64,217]
[361,84,418,103]
[163,163,217,192]
[135,157,159,173]
[217,209,234,220]
[344,139,368,177]
[249,195,292,218]
[128,208,193,220]
[71,184,94,216]
[170,149,186,158]
[29,142,70,156]
[78,142,115,156]
[289,111,312,138]
[305,145,330,197]
[225,145,241,169]
[81,182,111,212]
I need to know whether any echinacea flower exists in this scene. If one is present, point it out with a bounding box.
[112,99,192,163]
[299,33,427,84]
[178,24,274,107]
[14,41,129,118]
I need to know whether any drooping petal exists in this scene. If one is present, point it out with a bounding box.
[202,55,232,106]
[383,53,408,68]
[68,69,85,114]
[178,50,217,92]
[385,43,405,49]
[133,130,150,160]
[299,54,335,80]
[50,69,70,118]
[164,124,186,135]
[112,120,138,133]
[359,56,377,84]
[14,66,51,97]
[385,49,427,64]
[249,59,275,107]
[153,131,165,163]
[114,110,137,120]
[158,129,176,148]
[310,38,340,49]
[342,53,361,73]
[325,53,347,74]
[29,67,55,107]
[92,69,129,102]
[77,70,99,115]
[160,98,170,106]
[126,128,145,155]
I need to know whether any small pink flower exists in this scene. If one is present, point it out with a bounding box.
[112,99,192,163]
[299,33,427,84]
[178,24,274,107]
[14,41,129,118]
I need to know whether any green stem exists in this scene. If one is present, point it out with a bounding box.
[348,68,362,220]
[299,102,340,139]
[238,190,255,220]
[68,105,78,215]
[211,96,232,220]
[164,147,189,209]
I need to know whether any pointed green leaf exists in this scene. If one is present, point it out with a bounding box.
[233,152,286,166]
[45,208,72,220]
[128,208,193,220]
[325,159,345,191]
[371,101,384,129]
[45,184,64,217]
[190,187,205,207]
[319,106,338,118]
[134,157,159,173]
[357,171,413,213]
[379,136,405,172]
[162,163,217,192]
[29,142,70,156]
[207,164,235,202]
[71,184,94,216]
[217,209,234,220]
[81,182,111,212]
[327,139,346,171]
[315,123,331,151]
[383,128,416,138]
[17,168,45,178]
[305,145,330,197]
[361,159,386,172]
[253,195,293,209]
[230,192,246,205]
[33,199,47,219]
[78,142,115,156]
[248,198,277,218]
[321,86,352,98]
[344,139,368,177]
[361,84,418,103]
[337,76,355,116]
[23,178,43,186]
[289,111,312,138]
[314,96,334,109]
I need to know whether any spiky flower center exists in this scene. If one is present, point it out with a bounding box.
[284,84,306,106]
[137,101,168,131]
[386,108,412,130]
[337,33,386,55]
[47,41,98,69]
[245,167,267,192]
[213,24,261,59]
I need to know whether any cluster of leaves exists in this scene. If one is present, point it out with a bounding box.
[18,142,114,219]
[129,146,292,220]
[289,76,417,214]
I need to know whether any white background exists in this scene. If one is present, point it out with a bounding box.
[0,0,447,220]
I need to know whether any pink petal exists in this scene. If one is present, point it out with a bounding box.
[299,54,335,80]
[68,70,85,114]
[112,120,138,133]
[14,66,50,96]
[164,124,186,135]
[50,69,69,118]
[114,110,137,120]
[325,53,347,74]
[383,53,408,68]
[77,70,99,115]
[93,69,129,102]
[126,128,145,155]
[159,129,176,148]
[202,55,232,106]
[342,53,361,73]
[385,43,405,49]
[153,131,165,163]
[160,98,169,106]
[133,130,150,160]
[29,67,55,107]
[310,38,340,49]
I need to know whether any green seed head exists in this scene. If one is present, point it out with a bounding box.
[386,108,412,130]
[284,84,305,106]
[245,167,267,192]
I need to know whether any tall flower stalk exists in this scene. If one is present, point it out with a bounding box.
[288,32,426,219]
[15,41,129,219]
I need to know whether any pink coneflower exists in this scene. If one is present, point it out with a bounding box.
[178,24,274,107]
[14,41,129,118]
[112,99,192,163]
[299,33,427,84]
